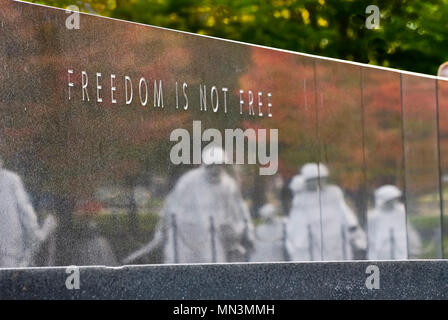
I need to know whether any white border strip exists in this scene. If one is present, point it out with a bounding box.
[13,0,448,82]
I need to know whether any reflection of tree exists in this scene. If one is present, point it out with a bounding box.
[401,76,443,259]
[402,76,440,198]
[239,48,318,178]
[1,2,251,264]
[0,3,192,264]
[363,69,403,191]
[438,80,448,257]
[315,61,364,193]
[239,49,366,191]
[33,0,448,76]
[439,81,448,188]
[239,48,409,226]
[238,48,319,214]
[239,47,440,198]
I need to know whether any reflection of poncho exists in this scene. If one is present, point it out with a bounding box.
[287,185,364,261]
[250,217,287,262]
[158,167,253,264]
[368,203,421,260]
[74,236,118,266]
[0,169,41,267]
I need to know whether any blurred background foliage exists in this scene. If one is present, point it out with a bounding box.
[28,0,448,76]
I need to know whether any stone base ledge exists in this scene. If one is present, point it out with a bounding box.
[0,260,447,299]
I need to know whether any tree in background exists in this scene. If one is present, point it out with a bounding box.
[30,0,448,76]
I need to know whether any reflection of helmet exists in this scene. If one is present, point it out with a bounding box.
[438,61,448,78]
[259,203,277,219]
[375,185,402,207]
[300,163,329,181]
[289,175,304,193]
[202,145,227,165]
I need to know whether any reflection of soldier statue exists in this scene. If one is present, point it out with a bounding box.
[72,221,118,266]
[0,159,56,267]
[124,146,254,264]
[287,163,366,261]
[250,203,288,262]
[368,185,421,260]
[438,62,448,78]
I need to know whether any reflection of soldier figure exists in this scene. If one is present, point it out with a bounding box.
[287,163,366,261]
[250,204,288,262]
[368,185,421,260]
[73,221,118,266]
[124,146,254,264]
[0,160,56,267]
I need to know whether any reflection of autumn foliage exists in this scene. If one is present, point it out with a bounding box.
[75,200,104,216]
[0,2,199,263]
[239,48,318,178]
[402,75,440,197]
[2,2,441,201]
[239,48,404,194]
[315,60,364,192]
[239,47,442,199]
[239,48,445,210]
[439,80,448,188]
[363,69,403,192]
[0,2,192,208]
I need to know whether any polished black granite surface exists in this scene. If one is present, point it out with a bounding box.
[0,261,446,299]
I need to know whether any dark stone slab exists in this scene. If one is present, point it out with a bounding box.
[0,260,447,299]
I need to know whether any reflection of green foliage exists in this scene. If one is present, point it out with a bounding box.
[94,211,159,236]
[418,192,441,204]
[28,0,448,75]
[444,237,448,257]
[32,0,119,14]
[73,210,160,260]
[409,215,441,258]
[419,240,439,259]
[410,215,440,231]
[74,195,165,260]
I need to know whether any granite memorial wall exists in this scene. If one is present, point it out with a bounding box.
[1,0,448,270]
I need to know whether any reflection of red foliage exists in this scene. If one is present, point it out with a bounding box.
[400,75,440,195]
[239,48,412,193]
[438,80,448,178]
[0,2,193,204]
[239,48,318,180]
[75,200,103,216]
[363,69,403,190]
